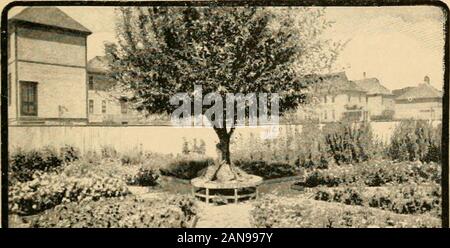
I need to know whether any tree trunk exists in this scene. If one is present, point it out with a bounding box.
[216,130,231,164]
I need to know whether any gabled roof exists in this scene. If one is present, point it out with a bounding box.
[87,56,110,74]
[307,72,366,95]
[354,78,392,95]
[9,7,91,34]
[396,83,443,101]
[392,87,415,97]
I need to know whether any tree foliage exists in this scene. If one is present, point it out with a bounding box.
[106,6,341,120]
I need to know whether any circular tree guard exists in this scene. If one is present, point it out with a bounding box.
[191,175,263,204]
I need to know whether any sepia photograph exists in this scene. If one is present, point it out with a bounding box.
[0,0,447,230]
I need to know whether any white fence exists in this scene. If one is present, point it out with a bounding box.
[8,121,441,158]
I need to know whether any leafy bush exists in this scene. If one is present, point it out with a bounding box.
[234,160,298,179]
[323,121,374,165]
[314,184,441,217]
[59,145,80,163]
[125,167,160,186]
[9,147,64,183]
[120,150,145,166]
[388,120,441,163]
[251,195,440,228]
[182,138,206,155]
[160,155,213,180]
[368,184,441,216]
[9,172,130,215]
[25,195,197,228]
[231,124,331,170]
[300,160,441,188]
[100,145,118,159]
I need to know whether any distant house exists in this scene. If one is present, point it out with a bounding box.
[7,7,91,125]
[393,76,443,120]
[87,56,137,124]
[297,72,369,122]
[354,75,395,120]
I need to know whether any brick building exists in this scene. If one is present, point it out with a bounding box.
[7,7,91,125]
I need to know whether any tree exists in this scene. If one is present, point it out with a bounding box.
[105,6,340,182]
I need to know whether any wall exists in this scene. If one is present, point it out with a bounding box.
[367,95,383,116]
[16,26,86,67]
[10,121,440,158]
[395,100,442,120]
[17,62,87,119]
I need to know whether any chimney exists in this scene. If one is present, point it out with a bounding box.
[424,75,430,84]
[363,72,366,78]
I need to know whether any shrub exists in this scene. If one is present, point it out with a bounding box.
[313,184,441,217]
[100,145,118,159]
[234,160,297,179]
[125,167,160,186]
[26,195,197,228]
[160,155,213,180]
[251,195,440,228]
[323,121,374,165]
[388,120,441,163]
[9,172,130,215]
[300,160,441,188]
[293,121,331,169]
[182,138,206,155]
[120,150,145,166]
[59,145,80,163]
[9,147,64,183]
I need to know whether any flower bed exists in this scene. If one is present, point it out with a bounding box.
[300,160,440,188]
[9,172,130,215]
[17,195,197,228]
[313,184,441,217]
[251,194,440,228]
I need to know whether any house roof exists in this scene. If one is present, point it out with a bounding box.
[392,87,415,97]
[307,72,366,95]
[9,7,91,34]
[396,83,443,101]
[87,56,110,74]
[354,78,392,95]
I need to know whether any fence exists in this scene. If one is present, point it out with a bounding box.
[8,121,441,158]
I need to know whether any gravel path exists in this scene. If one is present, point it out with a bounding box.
[195,202,253,228]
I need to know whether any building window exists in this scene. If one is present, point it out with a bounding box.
[347,94,351,102]
[324,95,327,104]
[359,94,362,102]
[324,110,327,120]
[20,81,38,116]
[366,96,369,103]
[8,73,11,106]
[332,96,335,103]
[88,76,94,90]
[89,100,94,114]
[121,101,128,114]
[102,100,107,113]
[332,110,335,120]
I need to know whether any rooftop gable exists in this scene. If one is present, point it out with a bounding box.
[9,7,91,34]
[396,83,443,101]
[354,78,392,95]
[87,56,110,74]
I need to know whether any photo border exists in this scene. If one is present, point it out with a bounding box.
[1,0,448,229]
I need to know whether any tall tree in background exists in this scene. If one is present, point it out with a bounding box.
[105,6,341,182]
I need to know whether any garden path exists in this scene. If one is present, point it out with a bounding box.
[195,202,253,228]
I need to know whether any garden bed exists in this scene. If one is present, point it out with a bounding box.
[251,194,440,228]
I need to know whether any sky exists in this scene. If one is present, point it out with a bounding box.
[8,6,446,91]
